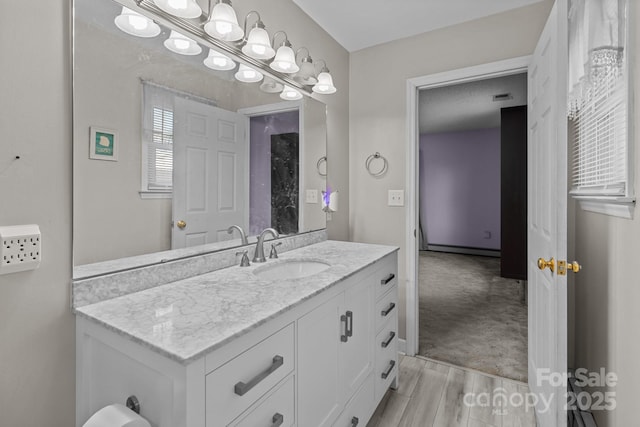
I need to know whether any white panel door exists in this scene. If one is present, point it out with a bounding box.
[297,294,344,427]
[527,2,568,426]
[172,98,247,249]
[340,274,374,402]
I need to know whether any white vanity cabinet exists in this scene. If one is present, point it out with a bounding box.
[75,244,398,427]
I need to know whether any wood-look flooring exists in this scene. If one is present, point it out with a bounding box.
[367,356,536,427]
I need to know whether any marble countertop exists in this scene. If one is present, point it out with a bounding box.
[75,240,398,364]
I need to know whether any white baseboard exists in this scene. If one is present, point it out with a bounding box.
[425,245,500,258]
[398,338,407,355]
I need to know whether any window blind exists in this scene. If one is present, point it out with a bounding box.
[142,82,175,192]
[568,0,630,200]
[570,69,627,196]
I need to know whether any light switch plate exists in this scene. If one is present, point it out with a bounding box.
[0,224,41,275]
[306,189,318,204]
[388,190,405,207]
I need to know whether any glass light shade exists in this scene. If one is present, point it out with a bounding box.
[312,71,337,94]
[203,49,236,71]
[280,85,303,100]
[164,31,202,55]
[235,64,264,83]
[294,60,318,85]
[260,77,284,93]
[241,27,275,60]
[204,2,244,41]
[114,7,161,38]
[153,0,202,18]
[270,45,299,74]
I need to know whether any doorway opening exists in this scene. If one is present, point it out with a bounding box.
[404,56,532,359]
[417,73,529,381]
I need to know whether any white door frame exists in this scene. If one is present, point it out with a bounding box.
[404,56,532,356]
[238,101,305,232]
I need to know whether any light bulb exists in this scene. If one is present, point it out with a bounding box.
[168,0,187,10]
[216,21,232,35]
[174,39,189,50]
[115,7,161,38]
[251,45,266,56]
[128,15,148,30]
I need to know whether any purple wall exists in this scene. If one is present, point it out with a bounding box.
[420,128,501,250]
[249,110,299,235]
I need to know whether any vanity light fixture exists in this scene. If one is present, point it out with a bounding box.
[131,0,338,96]
[204,0,244,42]
[241,12,275,60]
[235,64,264,83]
[280,85,303,100]
[114,7,161,37]
[260,76,284,93]
[294,48,318,85]
[152,0,202,19]
[164,30,202,55]
[312,60,337,94]
[270,32,299,74]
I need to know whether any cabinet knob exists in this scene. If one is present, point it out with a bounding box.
[271,413,284,427]
[351,416,359,426]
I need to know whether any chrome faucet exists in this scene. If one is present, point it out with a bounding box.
[253,228,279,263]
[227,225,248,245]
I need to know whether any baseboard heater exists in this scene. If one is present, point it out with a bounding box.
[568,372,598,427]
[425,244,501,258]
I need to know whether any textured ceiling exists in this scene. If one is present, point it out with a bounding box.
[292,0,545,52]
[419,73,528,134]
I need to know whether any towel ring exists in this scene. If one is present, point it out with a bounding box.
[365,152,388,177]
[316,156,327,177]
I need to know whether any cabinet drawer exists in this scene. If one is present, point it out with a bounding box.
[375,313,398,402]
[206,324,295,427]
[333,374,374,427]
[375,287,398,333]
[374,255,398,300]
[229,376,294,427]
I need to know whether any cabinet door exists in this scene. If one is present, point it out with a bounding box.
[340,274,374,402]
[298,294,344,427]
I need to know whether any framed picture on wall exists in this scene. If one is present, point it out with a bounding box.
[89,126,118,161]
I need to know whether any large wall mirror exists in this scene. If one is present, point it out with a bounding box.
[73,0,327,276]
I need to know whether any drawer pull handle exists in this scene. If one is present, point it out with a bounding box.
[271,413,284,427]
[381,303,396,317]
[341,314,348,342]
[351,416,359,426]
[234,355,284,396]
[381,331,396,348]
[381,360,396,379]
[346,311,353,338]
[381,274,395,285]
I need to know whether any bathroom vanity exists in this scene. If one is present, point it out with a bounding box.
[75,240,399,427]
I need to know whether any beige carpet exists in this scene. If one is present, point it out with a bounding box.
[419,251,528,382]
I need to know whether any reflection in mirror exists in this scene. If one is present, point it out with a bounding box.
[73,0,327,275]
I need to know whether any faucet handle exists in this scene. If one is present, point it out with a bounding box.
[236,250,251,267]
[269,242,283,259]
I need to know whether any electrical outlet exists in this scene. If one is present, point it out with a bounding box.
[388,190,405,207]
[306,189,318,204]
[0,225,41,275]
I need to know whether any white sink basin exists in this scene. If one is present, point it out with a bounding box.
[253,259,331,281]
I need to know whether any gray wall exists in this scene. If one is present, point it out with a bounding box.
[349,1,553,338]
[0,0,348,425]
[420,128,501,250]
[0,1,75,426]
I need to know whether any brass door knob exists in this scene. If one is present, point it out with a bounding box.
[568,261,581,273]
[537,257,555,273]
[176,220,187,229]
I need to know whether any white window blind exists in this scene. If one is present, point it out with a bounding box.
[142,82,175,194]
[570,67,627,196]
[568,0,631,201]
